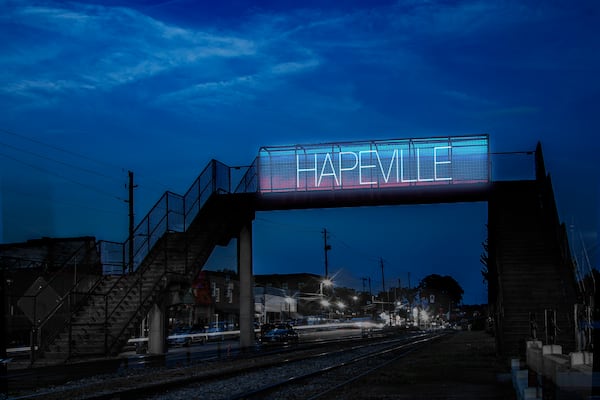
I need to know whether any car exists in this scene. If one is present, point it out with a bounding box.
[168,327,193,347]
[260,327,299,344]
[168,326,208,347]
[205,326,225,342]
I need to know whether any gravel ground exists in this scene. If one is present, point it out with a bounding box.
[145,336,426,400]
[324,330,516,400]
[8,330,513,400]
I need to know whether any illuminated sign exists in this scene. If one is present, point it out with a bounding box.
[258,135,489,193]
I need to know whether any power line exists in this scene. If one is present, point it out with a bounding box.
[0,151,121,201]
[0,127,173,193]
[0,184,122,215]
[0,127,122,170]
[0,139,123,183]
[328,233,381,263]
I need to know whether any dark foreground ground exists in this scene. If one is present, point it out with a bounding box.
[328,329,515,400]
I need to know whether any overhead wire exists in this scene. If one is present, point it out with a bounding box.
[0,139,123,183]
[0,127,173,194]
[0,151,122,201]
[0,127,122,170]
[0,184,123,215]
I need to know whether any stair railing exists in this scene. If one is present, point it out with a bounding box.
[103,232,179,354]
[21,157,245,361]
[23,241,101,363]
[96,159,233,355]
[234,158,258,194]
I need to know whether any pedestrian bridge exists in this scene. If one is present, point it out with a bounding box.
[22,134,578,363]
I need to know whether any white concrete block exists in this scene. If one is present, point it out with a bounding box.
[527,347,543,373]
[526,340,542,349]
[542,344,562,355]
[570,352,584,366]
[584,351,593,365]
[523,387,540,399]
[511,358,521,370]
[543,354,570,383]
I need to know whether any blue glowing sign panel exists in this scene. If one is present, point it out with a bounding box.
[258,135,489,193]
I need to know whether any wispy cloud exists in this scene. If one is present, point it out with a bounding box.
[1,0,596,117]
[156,75,259,107]
[482,106,541,117]
[0,2,256,102]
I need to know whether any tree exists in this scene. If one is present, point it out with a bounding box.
[480,224,489,285]
[418,274,464,306]
[480,237,489,284]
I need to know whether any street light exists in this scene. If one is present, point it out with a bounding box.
[336,301,346,318]
[319,278,333,296]
[284,296,294,321]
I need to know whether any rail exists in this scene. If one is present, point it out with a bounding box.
[16,241,102,364]
[83,159,235,356]
[99,159,234,274]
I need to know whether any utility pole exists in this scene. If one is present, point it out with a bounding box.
[380,258,386,313]
[322,228,331,279]
[1,264,7,397]
[380,258,385,294]
[126,171,137,273]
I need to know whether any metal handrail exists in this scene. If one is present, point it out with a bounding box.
[99,160,231,354]
[46,158,252,359]
[234,158,258,193]
[25,241,101,361]
[103,236,170,349]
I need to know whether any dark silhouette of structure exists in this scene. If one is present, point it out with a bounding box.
[0,140,579,365]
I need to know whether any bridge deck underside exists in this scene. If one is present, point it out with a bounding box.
[247,182,492,211]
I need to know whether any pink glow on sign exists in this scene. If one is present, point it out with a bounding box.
[258,136,489,193]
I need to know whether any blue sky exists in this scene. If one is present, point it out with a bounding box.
[1,0,598,304]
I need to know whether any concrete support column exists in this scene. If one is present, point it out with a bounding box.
[238,220,254,349]
[148,302,167,354]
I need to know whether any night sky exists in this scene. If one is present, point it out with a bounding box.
[1,0,598,304]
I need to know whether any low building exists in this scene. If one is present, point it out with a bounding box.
[168,271,326,329]
[0,236,101,347]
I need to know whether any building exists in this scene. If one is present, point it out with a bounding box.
[168,271,328,329]
[0,236,101,346]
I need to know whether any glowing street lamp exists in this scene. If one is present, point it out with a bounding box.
[319,278,333,296]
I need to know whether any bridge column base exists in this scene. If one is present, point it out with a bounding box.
[238,220,254,349]
[148,302,167,354]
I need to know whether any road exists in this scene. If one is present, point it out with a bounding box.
[120,325,372,369]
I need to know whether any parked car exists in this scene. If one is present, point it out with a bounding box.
[205,326,226,342]
[167,326,207,347]
[260,326,299,344]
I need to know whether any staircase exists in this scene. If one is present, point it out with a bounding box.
[38,160,255,362]
[488,177,578,357]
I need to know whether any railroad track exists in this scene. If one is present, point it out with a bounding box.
[142,332,448,400]
[8,331,448,400]
[7,333,368,395]
[233,333,447,400]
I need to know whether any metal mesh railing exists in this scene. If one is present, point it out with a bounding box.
[100,159,236,274]
[234,159,258,193]
[6,241,102,363]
